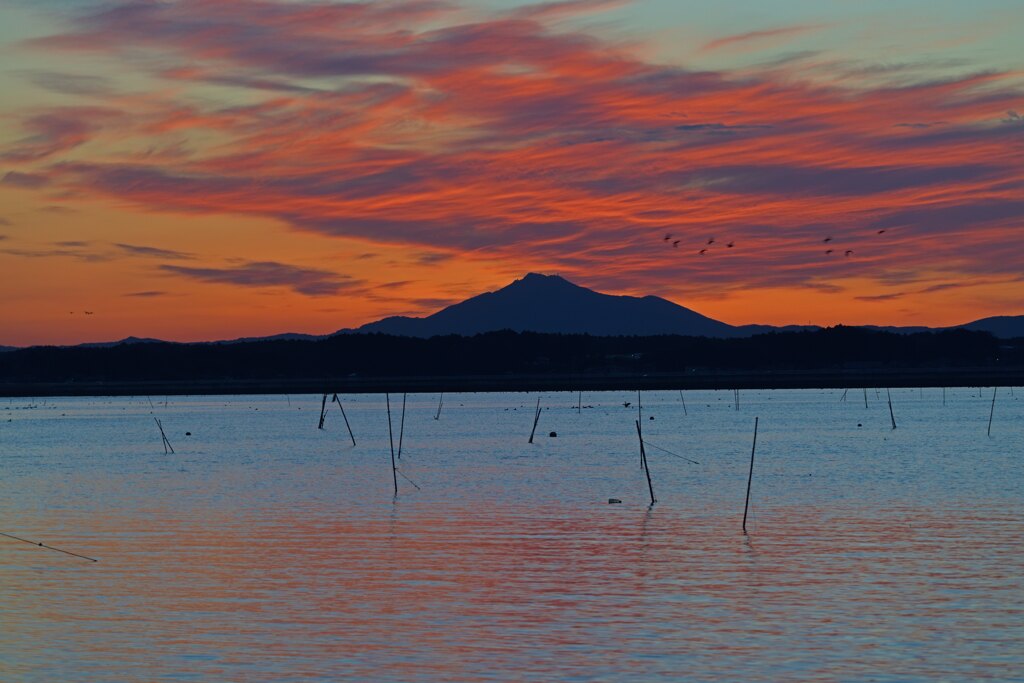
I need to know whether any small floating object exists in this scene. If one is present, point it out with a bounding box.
[549,431,557,437]
[649,415,654,420]
[185,431,192,436]
[608,498,622,504]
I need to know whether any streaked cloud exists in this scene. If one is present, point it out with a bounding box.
[0,0,1021,340]
[160,261,361,296]
[699,24,825,54]
[115,243,195,260]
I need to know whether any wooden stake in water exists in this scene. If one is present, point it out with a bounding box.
[943,387,946,407]
[0,531,98,563]
[988,387,997,437]
[742,417,759,534]
[154,417,174,454]
[317,392,328,430]
[528,397,542,444]
[863,388,868,409]
[887,389,897,430]
[637,390,643,466]
[331,393,356,446]
[635,419,656,506]
[434,392,443,421]
[679,390,688,416]
[839,389,849,403]
[577,391,582,415]
[397,392,407,458]
[386,393,398,496]
[734,388,740,411]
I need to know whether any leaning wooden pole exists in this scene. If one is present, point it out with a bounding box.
[742,416,759,534]
[397,392,407,458]
[528,397,542,444]
[332,393,356,446]
[154,418,174,454]
[637,390,643,467]
[679,390,688,416]
[987,387,997,437]
[863,388,868,409]
[386,393,398,496]
[887,389,897,430]
[635,419,656,506]
[434,392,443,421]
[318,392,328,430]
[577,391,582,414]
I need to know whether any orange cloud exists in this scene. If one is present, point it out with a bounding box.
[0,0,1021,344]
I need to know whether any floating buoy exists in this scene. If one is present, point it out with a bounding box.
[185,432,192,436]
[549,431,557,437]
[608,498,622,504]
[649,415,654,420]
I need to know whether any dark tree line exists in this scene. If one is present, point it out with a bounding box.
[1,326,1020,384]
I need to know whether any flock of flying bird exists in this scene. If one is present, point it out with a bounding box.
[662,229,889,257]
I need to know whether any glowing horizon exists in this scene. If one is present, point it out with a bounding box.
[2,0,1022,346]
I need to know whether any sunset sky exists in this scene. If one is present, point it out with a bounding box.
[1,0,1022,346]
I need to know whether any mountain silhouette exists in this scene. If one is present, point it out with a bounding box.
[353,273,741,338]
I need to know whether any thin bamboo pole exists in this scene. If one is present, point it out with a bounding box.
[887,389,897,430]
[528,397,542,444]
[635,419,656,506]
[332,393,356,446]
[742,417,759,534]
[988,387,997,437]
[386,394,398,496]
[397,393,407,458]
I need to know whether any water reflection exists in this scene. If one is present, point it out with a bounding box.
[1,391,1022,682]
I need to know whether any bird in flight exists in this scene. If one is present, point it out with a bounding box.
[825,249,834,255]
[707,238,715,245]
[664,233,672,241]
[845,250,854,257]
[672,240,680,248]
[84,311,94,315]
[726,241,735,248]
[877,229,886,235]
[699,248,708,255]
[823,237,833,243]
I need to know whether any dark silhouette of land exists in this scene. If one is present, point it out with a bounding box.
[1,327,1021,397]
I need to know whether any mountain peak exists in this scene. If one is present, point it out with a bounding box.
[354,273,738,338]
[514,272,575,286]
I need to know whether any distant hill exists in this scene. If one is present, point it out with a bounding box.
[961,315,1024,339]
[352,273,740,338]
[1,274,1021,350]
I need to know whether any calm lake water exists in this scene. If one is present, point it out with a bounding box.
[1,388,1022,682]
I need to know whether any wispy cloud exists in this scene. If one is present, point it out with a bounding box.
[115,243,195,260]
[855,292,906,302]
[123,290,168,297]
[22,70,114,96]
[699,24,825,54]
[1,0,1021,303]
[2,171,50,188]
[160,261,361,296]
[509,0,630,21]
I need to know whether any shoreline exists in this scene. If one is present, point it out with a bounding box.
[2,367,1021,397]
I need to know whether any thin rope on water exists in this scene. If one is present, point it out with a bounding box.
[0,531,98,562]
[395,468,422,490]
[641,439,700,464]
